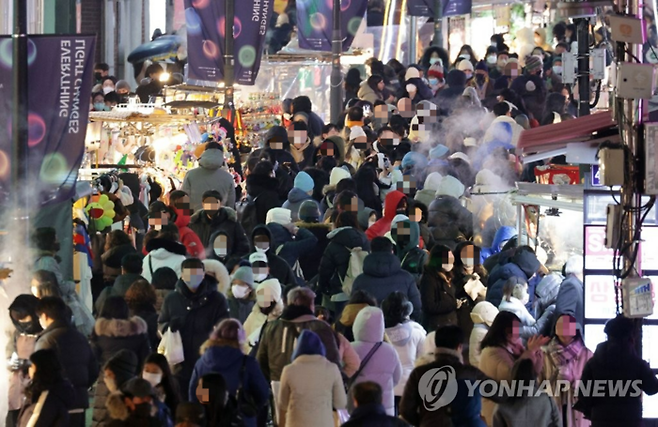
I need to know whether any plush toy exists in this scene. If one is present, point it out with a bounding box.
[85,194,116,232]
[514,27,536,67]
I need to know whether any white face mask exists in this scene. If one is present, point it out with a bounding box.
[406,84,416,93]
[464,72,473,80]
[367,219,377,229]
[104,376,118,392]
[255,245,269,253]
[460,53,471,60]
[142,372,162,387]
[39,317,48,330]
[103,86,114,95]
[442,263,454,272]
[429,57,441,66]
[487,55,497,64]
[552,65,563,76]
[214,247,228,257]
[232,285,251,299]
[253,273,268,283]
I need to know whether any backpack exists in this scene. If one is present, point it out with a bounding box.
[339,246,368,296]
[236,195,259,237]
[276,244,305,282]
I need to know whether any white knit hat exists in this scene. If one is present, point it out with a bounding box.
[329,167,351,186]
[405,67,420,80]
[458,59,474,72]
[423,172,443,192]
[436,175,466,199]
[266,207,292,225]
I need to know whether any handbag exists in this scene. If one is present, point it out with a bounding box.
[157,329,185,365]
[236,356,260,418]
[345,341,383,393]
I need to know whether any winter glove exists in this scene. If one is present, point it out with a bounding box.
[169,316,184,333]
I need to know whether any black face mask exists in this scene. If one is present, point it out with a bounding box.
[133,402,152,418]
[94,72,102,82]
[476,74,486,85]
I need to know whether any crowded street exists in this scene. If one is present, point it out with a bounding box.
[0,0,658,426]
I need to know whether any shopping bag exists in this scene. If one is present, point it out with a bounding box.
[158,329,185,365]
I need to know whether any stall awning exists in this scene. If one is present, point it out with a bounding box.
[517,111,616,156]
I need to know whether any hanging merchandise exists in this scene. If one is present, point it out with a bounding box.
[85,194,116,233]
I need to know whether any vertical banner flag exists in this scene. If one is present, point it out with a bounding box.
[407,0,472,18]
[0,35,96,206]
[296,0,368,52]
[185,0,273,85]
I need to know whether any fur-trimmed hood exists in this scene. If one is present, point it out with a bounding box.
[106,390,158,420]
[94,316,148,337]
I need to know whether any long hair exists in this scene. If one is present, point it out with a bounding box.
[99,295,130,320]
[199,373,230,427]
[25,349,64,400]
[144,353,182,412]
[425,244,454,282]
[480,311,520,351]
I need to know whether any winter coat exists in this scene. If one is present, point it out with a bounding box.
[245,226,297,289]
[296,221,331,280]
[510,74,547,121]
[228,291,257,325]
[480,226,517,263]
[95,273,145,314]
[266,222,318,275]
[318,226,370,297]
[470,324,489,367]
[17,379,76,427]
[358,81,384,104]
[245,174,284,226]
[8,333,37,411]
[256,306,341,382]
[342,403,411,427]
[428,196,474,248]
[190,208,250,257]
[498,297,535,326]
[576,341,658,427]
[366,191,406,240]
[486,250,540,308]
[101,244,137,282]
[434,70,468,115]
[104,392,171,427]
[337,331,361,377]
[540,338,593,427]
[141,239,187,283]
[400,350,489,427]
[554,274,584,329]
[279,354,347,427]
[173,209,205,259]
[91,317,151,426]
[350,307,402,416]
[189,344,269,427]
[385,321,426,396]
[34,319,99,410]
[182,148,236,211]
[158,277,229,386]
[351,252,422,321]
[492,392,561,427]
[419,270,458,331]
[130,304,160,351]
[282,188,321,222]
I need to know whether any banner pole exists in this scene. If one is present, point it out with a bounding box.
[330,0,342,124]
[433,0,443,47]
[11,0,29,245]
[224,0,235,113]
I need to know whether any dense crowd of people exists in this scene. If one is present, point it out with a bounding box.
[9,19,658,427]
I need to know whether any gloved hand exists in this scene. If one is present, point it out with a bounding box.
[169,317,184,333]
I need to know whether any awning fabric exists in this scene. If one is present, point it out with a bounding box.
[517,111,615,155]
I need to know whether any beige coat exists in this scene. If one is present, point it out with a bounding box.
[541,342,593,427]
[278,354,347,427]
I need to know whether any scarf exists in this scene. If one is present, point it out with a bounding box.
[504,338,525,358]
[290,139,311,164]
[547,337,584,383]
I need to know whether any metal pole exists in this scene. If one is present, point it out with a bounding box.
[407,16,418,65]
[224,0,235,111]
[576,18,590,116]
[433,0,443,48]
[330,0,342,124]
[11,0,29,240]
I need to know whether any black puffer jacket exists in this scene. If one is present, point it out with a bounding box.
[245,174,283,225]
[419,270,457,332]
[101,244,137,282]
[34,320,98,410]
[158,277,229,387]
[296,222,332,279]
[428,196,473,249]
[244,225,297,289]
[486,249,540,308]
[351,252,422,321]
[318,227,370,297]
[190,208,250,258]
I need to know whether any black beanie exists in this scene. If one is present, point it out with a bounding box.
[104,349,138,387]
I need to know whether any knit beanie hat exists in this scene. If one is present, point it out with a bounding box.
[405,67,420,80]
[329,166,351,186]
[266,207,292,225]
[294,171,314,193]
[429,144,449,160]
[423,172,443,192]
[428,64,444,80]
[256,278,282,308]
[299,200,321,223]
[232,266,255,288]
[436,175,466,199]
[105,349,138,386]
[553,56,563,65]
[292,330,326,361]
[475,60,488,73]
[122,378,156,398]
[524,55,543,74]
[457,59,474,72]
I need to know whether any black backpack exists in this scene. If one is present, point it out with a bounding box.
[236,194,259,237]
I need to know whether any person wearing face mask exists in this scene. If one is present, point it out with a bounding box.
[243,269,284,349]
[159,258,229,391]
[142,353,183,418]
[399,66,433,104]
[7,295,43,426]
[452,242,488,348]
[92,91,108,111]
[167,190,205,259]
[16,349,77,427]
[34,297,98,427]
[457,59,475,82]
[296,200,332,280]
[105,377,173,426]
[419,245,459,332]
[141,225,187,283]
[478,311,549,425]
[420,46,449,72]
[101,76,117,94]
[245,225,297,290]
[426,65,445,96]
[94,62,110,84]
[489,51,509,81]
[90,296,151,426]
[227,266,257,324]
[469,60,494,103]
